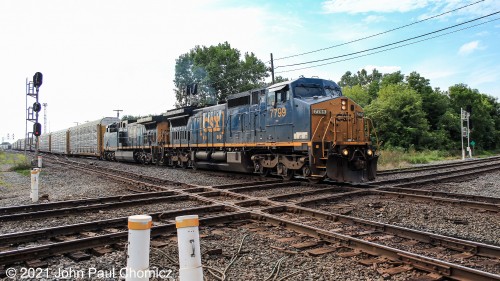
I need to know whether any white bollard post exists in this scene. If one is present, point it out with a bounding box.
[37,156,42,168]
[126,215,152,281]
[176,215,203,281]
[30,168,40,203]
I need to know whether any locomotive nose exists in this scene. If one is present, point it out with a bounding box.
[309,97,377,182]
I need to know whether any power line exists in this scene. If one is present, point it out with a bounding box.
[273,0,485,61]
[275,18,500,74]
[275,11,499,69]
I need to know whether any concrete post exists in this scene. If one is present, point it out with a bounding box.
[126,215,152,281]
[30,168,40,202]
[176,215,203,281]
[37,156,42,168]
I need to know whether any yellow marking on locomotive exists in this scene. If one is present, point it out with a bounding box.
[270,107,287,118]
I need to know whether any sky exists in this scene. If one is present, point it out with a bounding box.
[1,0,499,143]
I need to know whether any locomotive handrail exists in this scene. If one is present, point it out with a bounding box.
[311,116,325,141]
[364,117,379,148]
[321,117,334,158]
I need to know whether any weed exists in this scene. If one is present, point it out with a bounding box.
[1,152,32,176]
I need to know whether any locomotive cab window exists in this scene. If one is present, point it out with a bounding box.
[294,83,323,98]
[268,86,289,107]
[267,91,277,107]
[251,91,259,105]
[279,90,289,103]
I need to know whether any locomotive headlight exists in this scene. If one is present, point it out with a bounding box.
[341,105,347,110]
[341,99,347,110]
[341,100,347,105]
[367,149,373,156]
[342,148,349,156]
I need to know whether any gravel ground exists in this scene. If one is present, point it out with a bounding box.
[417,171,500,197]
[310,194,500,246]
[1,151,499,280]
[5,222,426,281]
[0,161,138,208]
[375,157,500,183]
[0,200,207,235]
[73,156,272,187]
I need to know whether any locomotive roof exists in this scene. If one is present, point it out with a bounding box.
[226,77,340,101]
[137,115,168,124]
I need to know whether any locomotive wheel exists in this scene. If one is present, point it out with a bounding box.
[278,164,294,180]
[259,166,270,177]
[283,169,294,180]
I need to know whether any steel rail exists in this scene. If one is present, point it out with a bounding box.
[260,205,500,259]
[0,195,192,222]
[377,187,500,204]
[373,161,500,186]
[18,157,499,279]
[377,156,500,176]
[294,188,499,213]
[252,212,500,281]
[0,212,250,265]
[0,205,228,245]
[0,191,176,215]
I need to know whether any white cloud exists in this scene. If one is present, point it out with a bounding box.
[322,0,429,14]
[474,31,489,37]
[363,15,386,24]
[458,41,480,56]
[417,0,500,22]
[362,65,401,73]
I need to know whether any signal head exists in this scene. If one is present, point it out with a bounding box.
[33,72,43,88]
[33,102,41,112]
[33,123,42,137]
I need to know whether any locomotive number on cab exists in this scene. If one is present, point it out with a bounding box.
[270,107,287,118]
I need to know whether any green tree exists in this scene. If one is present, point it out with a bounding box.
[366,69,382,100]
[338,71,359,88]
[406,72,449,131]
[380,71,404,88]
[342,85,370,107]
[365,84,429,149]
[339,68,382,102]
[173,42,268,107]
[448,84,497,150]
[272,76,289,84]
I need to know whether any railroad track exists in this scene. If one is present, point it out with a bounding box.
[377,156,500,176]
[372,158,500,187]
[2,157,499,280]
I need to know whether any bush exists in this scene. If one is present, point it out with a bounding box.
[1,152,32,176]
[377,147,454,170]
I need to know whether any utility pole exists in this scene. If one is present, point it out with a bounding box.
[114,109,123,119]
[270,53,275,84]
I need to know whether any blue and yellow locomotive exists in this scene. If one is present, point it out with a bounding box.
[103,77,378,183]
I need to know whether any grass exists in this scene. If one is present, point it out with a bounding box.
[0,151,33,176]
[377,148,456,170]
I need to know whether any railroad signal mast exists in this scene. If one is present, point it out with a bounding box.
[461,107,472,160]
[25,72,43,162]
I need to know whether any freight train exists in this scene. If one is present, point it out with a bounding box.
[15,77,378,183]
